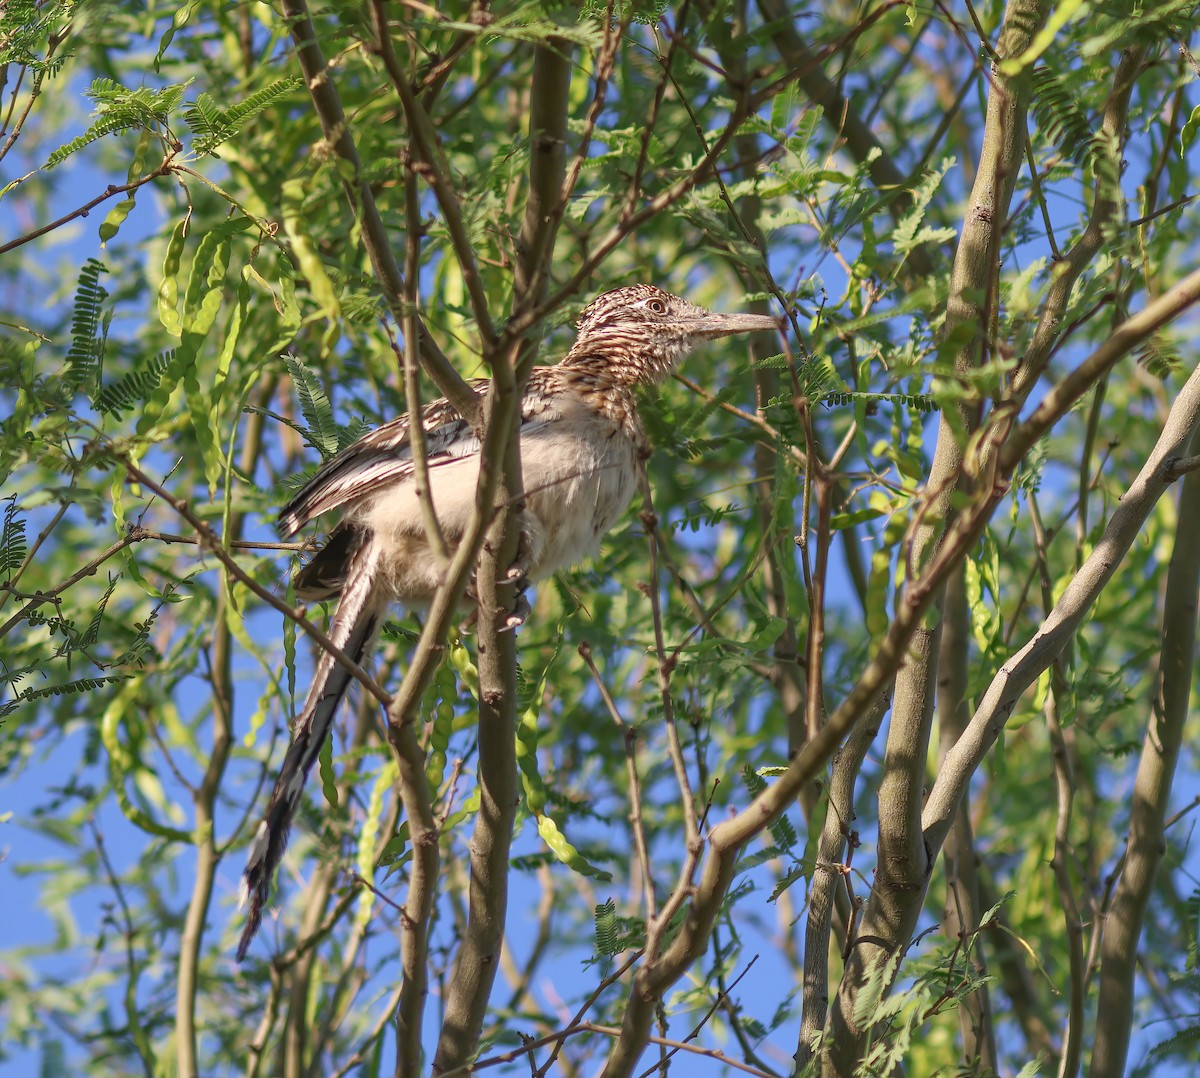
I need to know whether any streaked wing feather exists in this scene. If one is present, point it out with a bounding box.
[278,383,488,535]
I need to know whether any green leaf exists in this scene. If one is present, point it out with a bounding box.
[0,498,28,578]
[185,78,301,155]
[283,354,341,459]
[1182,103,1200,159]
[65,258,108,393]
[94,351,174,416]
[593,898,618,955]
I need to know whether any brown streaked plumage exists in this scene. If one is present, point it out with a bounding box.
[236,284,777,960]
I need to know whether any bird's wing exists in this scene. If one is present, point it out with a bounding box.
[278,381,489,536]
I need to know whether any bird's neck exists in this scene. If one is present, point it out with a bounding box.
[559,342,685,387]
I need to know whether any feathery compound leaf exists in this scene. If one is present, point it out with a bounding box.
[80,575,119,648]
[741,763,768,798]
[593,899,619,956]
[796,355,842,399]
[182,91,226,149]
[65,258,108,392]
[1136,332,1182,380]
[742,767,799,852]
[283,354,340,458]
[821,390,937,413]
[581,0,669,23]
[185,78,300,155]
[1031,65,1094,167]
[94,351,175,415]
[752,351,793,370]
[46,81,186,167]
[46,115,139,167]
[891,158,954,257]
[0,675,133,719]
[0,499,27,578]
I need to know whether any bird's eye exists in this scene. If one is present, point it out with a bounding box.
[647,299,667,314]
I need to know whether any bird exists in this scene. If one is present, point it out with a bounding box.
[236,283,778,960]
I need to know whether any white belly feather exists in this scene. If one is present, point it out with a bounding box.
[355,405,638,603]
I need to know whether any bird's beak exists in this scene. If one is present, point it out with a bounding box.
[692,311,780,339]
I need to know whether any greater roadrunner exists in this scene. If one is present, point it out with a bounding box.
[237,284,777,959]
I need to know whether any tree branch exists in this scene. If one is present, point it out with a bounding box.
[433,38,571,1073]
[925,360,1200,848]
[1090,423,1200,1077]
[280,0,479,424]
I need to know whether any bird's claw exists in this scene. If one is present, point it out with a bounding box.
[505,522,532,583]
[459,570,529,633]
[501,590,531,631]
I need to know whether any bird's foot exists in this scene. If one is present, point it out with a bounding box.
[458,572,529,633]
[505,517,534,583]
[500,588,531,631]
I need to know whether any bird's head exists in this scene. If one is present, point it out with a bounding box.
[563,284,778,384]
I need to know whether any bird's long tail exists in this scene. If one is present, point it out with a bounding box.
[237,534,384,961]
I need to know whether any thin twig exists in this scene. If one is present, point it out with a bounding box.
[0,500,69,613]
[0,529,141,640]
[634,955,765,1078]
[0,152,178,255]
[672,371,808,472]
[631,513,712,977]
[398,151,450,561]
[370,0,496,347]
[440,951,642,1078]
[89,819,156,1078]
[579,641,656,920]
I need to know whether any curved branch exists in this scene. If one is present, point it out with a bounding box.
[925,359,1200,848]
[1089,422,1200,1078]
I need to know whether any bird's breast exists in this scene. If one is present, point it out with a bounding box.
[518,405,640,580]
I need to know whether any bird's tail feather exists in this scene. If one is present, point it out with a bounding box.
[237,536,383,961]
